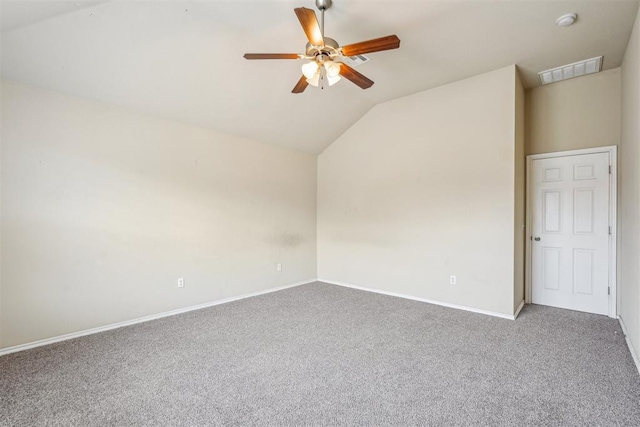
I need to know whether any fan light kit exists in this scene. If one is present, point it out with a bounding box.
[243,0,400,93]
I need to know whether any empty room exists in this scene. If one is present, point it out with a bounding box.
[2,0,640,425]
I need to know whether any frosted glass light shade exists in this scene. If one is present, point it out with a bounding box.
[306,73,320,87]
[324,61,341,78]
[327,74,341,86]
[301,61,319,79]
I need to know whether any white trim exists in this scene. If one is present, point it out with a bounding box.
[514,300,525,319]
[609,148,618,318]
[0,279,317,357]
[320,279,519,320]
[526,146,617,160]
[619,316,640,375]
[525,145,618,318]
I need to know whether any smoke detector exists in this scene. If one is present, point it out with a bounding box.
[556,13,577,27]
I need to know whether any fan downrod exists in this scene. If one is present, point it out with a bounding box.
[315,0,332,11]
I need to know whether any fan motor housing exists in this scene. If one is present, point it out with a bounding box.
[306,37,340,58]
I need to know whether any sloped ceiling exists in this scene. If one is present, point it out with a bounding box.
[1,0,639,154]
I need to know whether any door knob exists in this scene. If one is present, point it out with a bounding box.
[534,237,541,241]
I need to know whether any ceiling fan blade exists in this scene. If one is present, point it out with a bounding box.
[292,75,309,94]
[339,64,374,89]
[341,35,401,57]
[294,7,324,46]
[244,53,301,60]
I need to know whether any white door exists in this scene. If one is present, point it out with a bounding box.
[531,152,611,315]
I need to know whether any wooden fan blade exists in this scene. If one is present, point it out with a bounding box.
[339,64,374,89]
[341,35,400,57]
[244,53,300,60]
[292,75,309,94]
[294,7,324,46]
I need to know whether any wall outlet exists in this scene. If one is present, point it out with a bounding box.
[178,277,184,288]
[277,263,282,272]
[450,275,456,285]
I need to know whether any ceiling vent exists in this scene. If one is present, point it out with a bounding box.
[340,54,370,68]
[537,56,603,86]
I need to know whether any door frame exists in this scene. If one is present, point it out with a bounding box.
[525,146,617,318]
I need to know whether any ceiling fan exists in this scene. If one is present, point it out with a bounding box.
[243,0,400,94]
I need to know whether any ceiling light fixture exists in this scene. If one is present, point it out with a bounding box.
[302,56,341,89]
[556,13,577,27]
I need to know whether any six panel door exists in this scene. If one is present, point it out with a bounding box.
[531,152,611,315]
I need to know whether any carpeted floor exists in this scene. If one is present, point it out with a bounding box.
[1,282,640,426]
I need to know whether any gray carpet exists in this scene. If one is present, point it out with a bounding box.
[1,282,640,426]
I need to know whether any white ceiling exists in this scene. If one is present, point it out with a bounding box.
[0,0,110,31]
[1,0,638,154]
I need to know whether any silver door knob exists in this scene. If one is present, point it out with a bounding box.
[534,237,541,241]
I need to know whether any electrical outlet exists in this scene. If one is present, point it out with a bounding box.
[450,275,456,285]
[277,263,282,272]
[178,277,184,288]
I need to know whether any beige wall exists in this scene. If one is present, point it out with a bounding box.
[0,81,3,347]
[526,68,621,155]
[620,11,640,361]
[318,66,520,316]
[0,80,317,349]
[514,70,525,312]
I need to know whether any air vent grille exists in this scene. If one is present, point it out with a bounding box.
[340,54,370,68]
[538,56,603,86]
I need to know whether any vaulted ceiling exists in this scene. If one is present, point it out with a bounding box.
[1,0,638,153]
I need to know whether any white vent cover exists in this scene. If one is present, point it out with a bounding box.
[340,54,370,68]
[537,56,603,85]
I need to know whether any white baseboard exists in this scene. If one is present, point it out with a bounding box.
[319,279,519,320]
[514,300,525,319]
[618,315,640,375]
[0,279,317,357]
